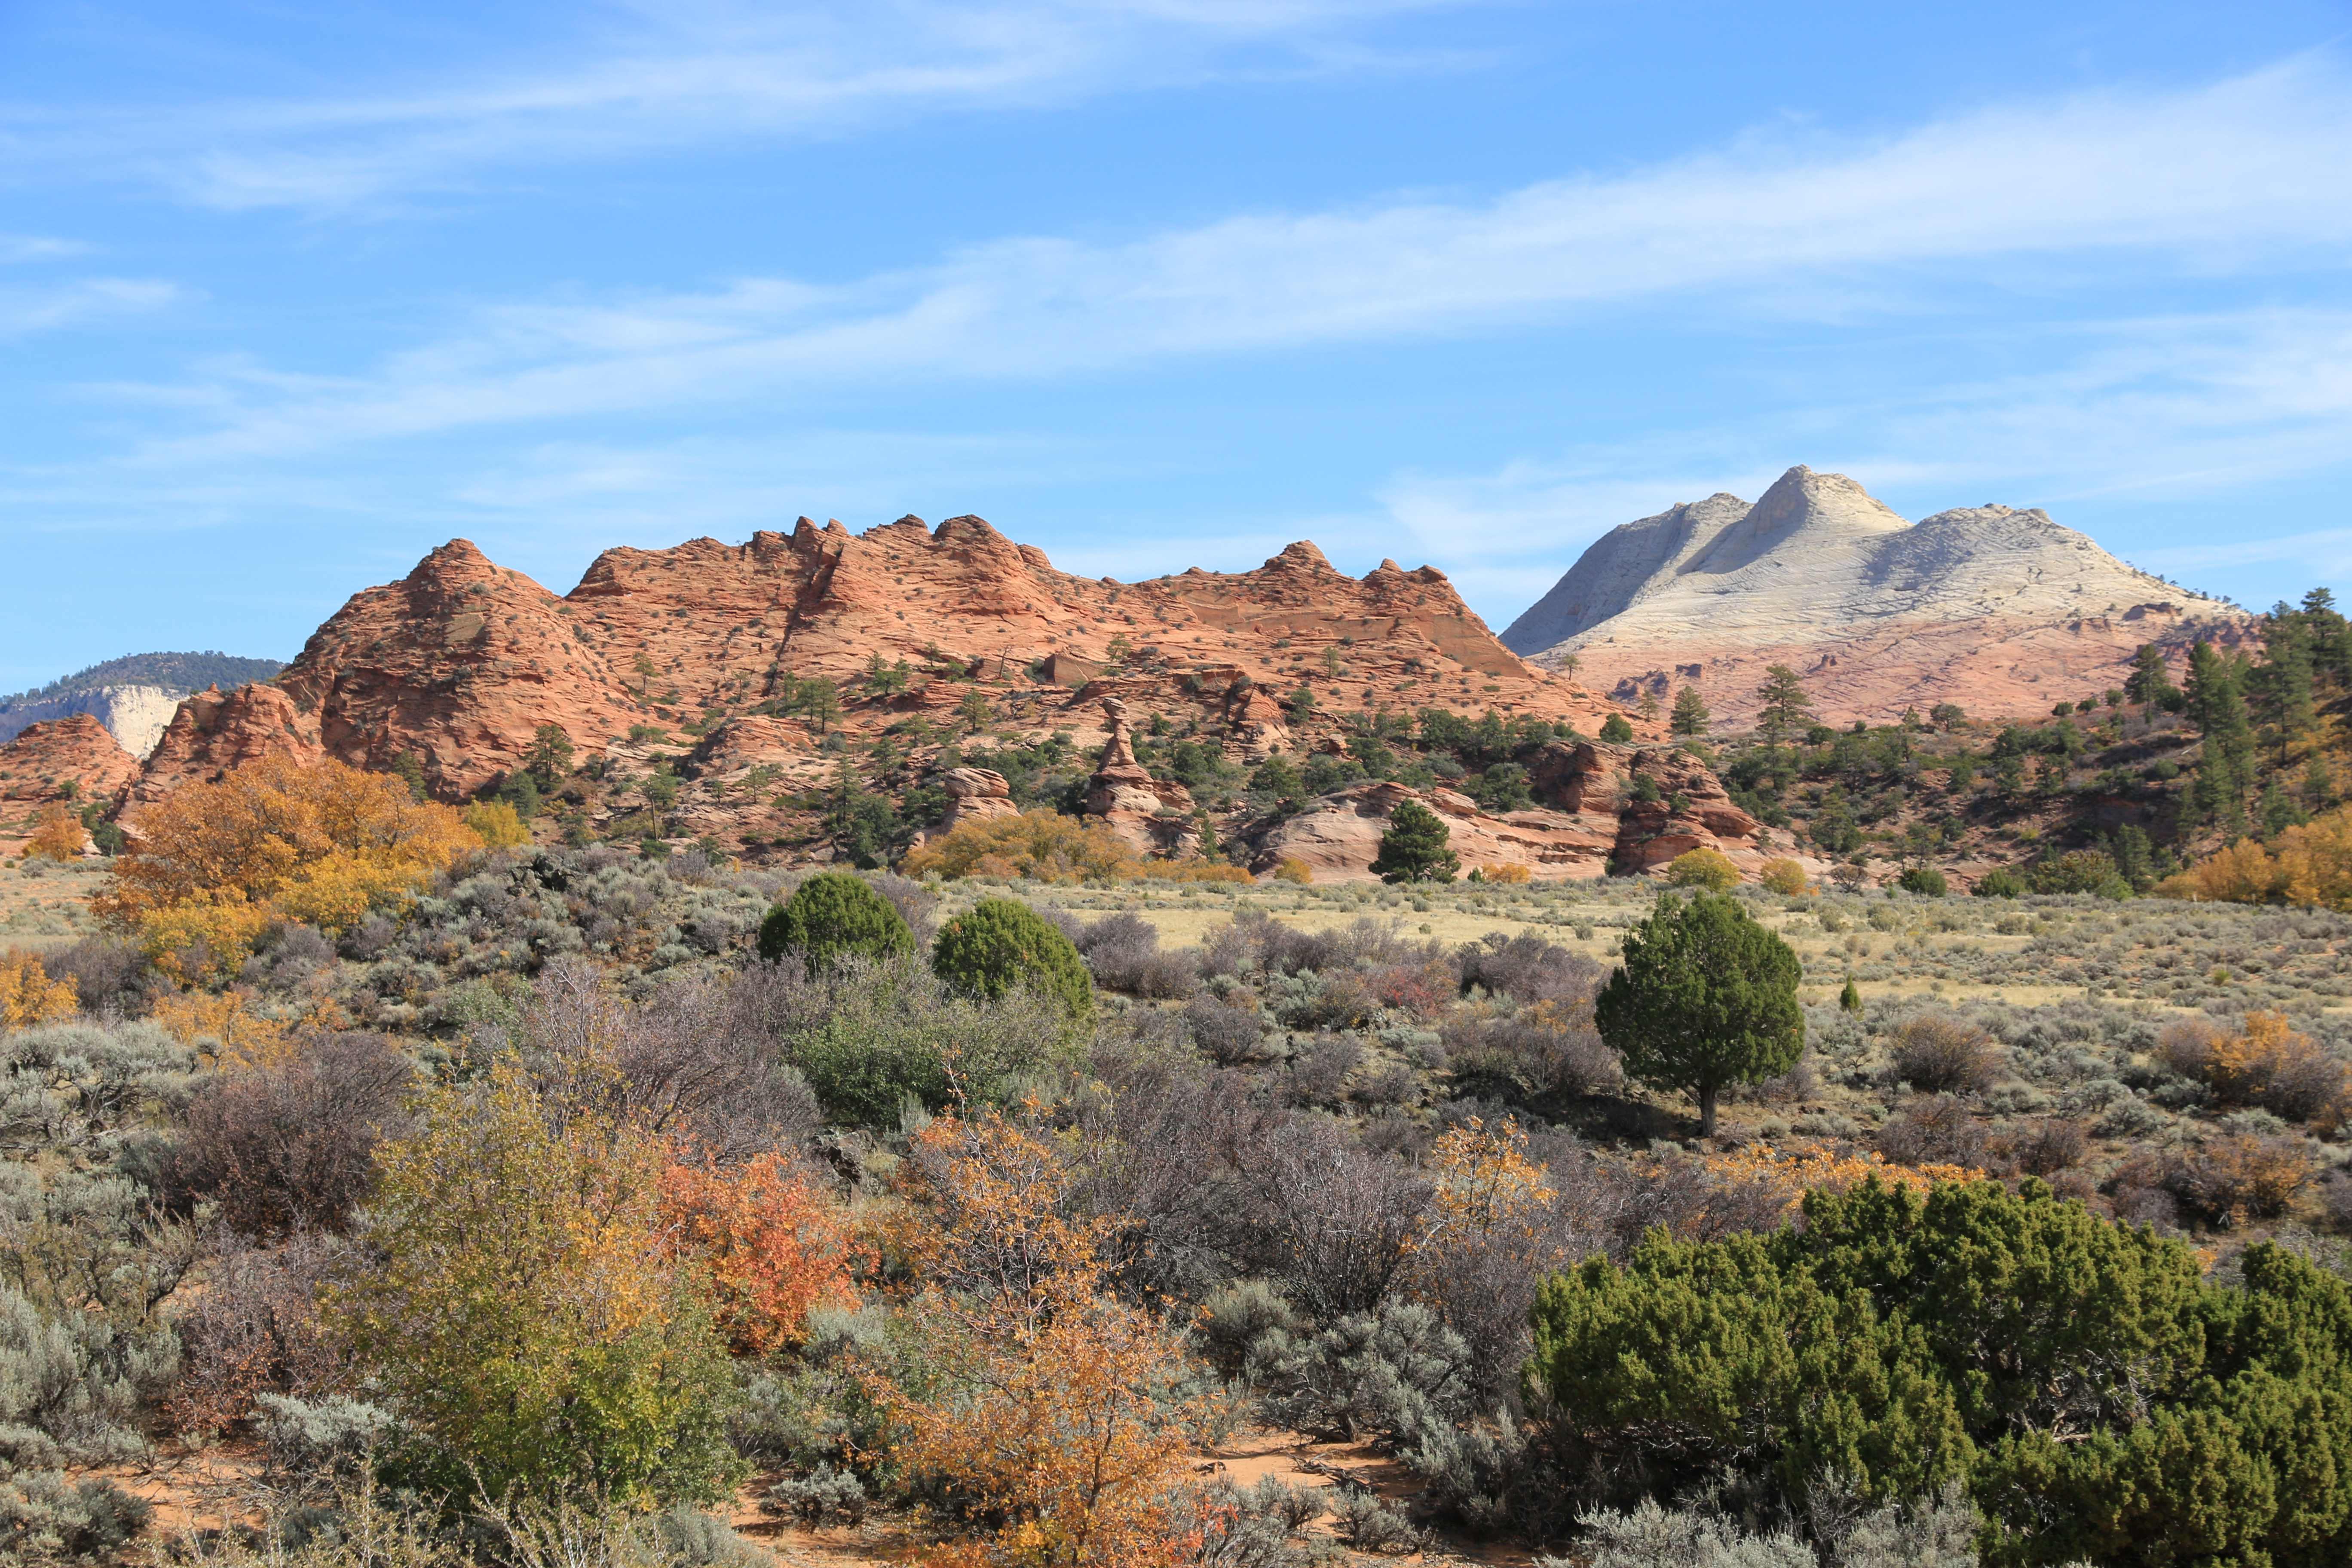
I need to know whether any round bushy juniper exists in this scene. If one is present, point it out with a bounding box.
[1596,891,1802,1137]
[1370,799,1459,885]
[930,898,1093,1017]
[758,871,914,974]
[1899,864,1949,896]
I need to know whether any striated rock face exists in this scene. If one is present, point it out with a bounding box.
[128,518,1634,821]
[1504,466,2253,726]
[131,683,322,807]
[0,714,140,827]
[682,714,812,778]
[1249,742,1770,884]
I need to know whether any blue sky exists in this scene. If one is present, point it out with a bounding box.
[4,1,2350,691]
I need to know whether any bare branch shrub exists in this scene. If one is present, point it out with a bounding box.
[1889,1015,2003,1095]
[163,1033,412,1236]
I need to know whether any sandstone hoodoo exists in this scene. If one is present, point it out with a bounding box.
[1502,465,2252,727]
[1082,698,1199,856]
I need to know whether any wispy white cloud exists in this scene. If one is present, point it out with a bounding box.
[103,57,2352,462]
[2139,529,2352,579]
[6,0,1468,213]
[0,277,182,335]
[0,235,93,264]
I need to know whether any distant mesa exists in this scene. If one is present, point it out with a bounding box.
[1501,465,2252,725]
[0,651,285,758]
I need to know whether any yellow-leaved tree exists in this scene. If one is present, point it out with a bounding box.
[21,805,85,862]
[0,948,76,1030]
[95,756,482,982]
[2162,806,2352,909]
[901,810,1140,883]
[320,1061,741,1509]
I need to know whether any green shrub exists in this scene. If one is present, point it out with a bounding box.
[1528,1177,2352,1565]
[757,872,915,974]
[929,899,1093,1018]
[781,959,1083,1127]
[1600,714,1636,743]
[1973,867,2026,898]
[1898,865,1949,897]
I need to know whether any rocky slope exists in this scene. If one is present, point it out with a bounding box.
[125,516,1646,854]
[1250,739,1782,883]
[1502,467,2252,726]
[0,714,139,839]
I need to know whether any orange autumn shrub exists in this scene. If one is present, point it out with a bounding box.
[1705,1142,1982,1224]
[1418,1115,1554,1248]
[97,755,482,981]
[879,1112,1218,1568]
[0,948,76,1030]
[21,805,85,862]
[658,1152,861,1354]
[2160,1010,2350,1130]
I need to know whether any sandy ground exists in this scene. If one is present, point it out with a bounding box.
[723,1429,1539,1568]
[0,854,106,952]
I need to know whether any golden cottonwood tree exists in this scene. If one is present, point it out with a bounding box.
[0,949,76,1030]
[96,756,481,980]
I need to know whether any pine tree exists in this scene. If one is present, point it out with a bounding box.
[1370,799,1459,884]
[2250,602,2316,763]
[2186,641,2256,836]
[2305,586,2352,685]
[2124,643,2181,709]
[521,723,575,791]
[1839,977,1862,1014]
[1754,665,1814,746]
[1669,686,1710,736]
[957,687,994,734]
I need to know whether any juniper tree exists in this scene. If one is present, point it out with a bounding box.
[1594,891,1802,1136]
[758,870,915,975]
[1370,799,1459,885]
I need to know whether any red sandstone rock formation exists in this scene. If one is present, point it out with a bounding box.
[125,518,1637,834]
[1082,698,1198,856]
[1250,741,1771,884]
[928,768,1020,839]
[0,714,139,830]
